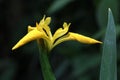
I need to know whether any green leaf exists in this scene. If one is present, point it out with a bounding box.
[47,0,72,14]
[93,25,120,39]
[68,54,100,80]
[55,60,69,78]
[96,0,118,29]
[0,60,16,80]
[99,8,117,80]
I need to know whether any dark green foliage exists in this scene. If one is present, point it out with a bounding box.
[100,8,117,80]
[0,0,120,80]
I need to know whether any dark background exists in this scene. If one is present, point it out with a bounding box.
[0,0,120,80]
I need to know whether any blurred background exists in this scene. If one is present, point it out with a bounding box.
[0,0,120,80]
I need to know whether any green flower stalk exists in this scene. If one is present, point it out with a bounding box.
[12,16,102,80]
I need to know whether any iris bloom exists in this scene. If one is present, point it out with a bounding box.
[12,16,102,51]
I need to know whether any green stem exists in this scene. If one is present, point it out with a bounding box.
[38,46,56,80]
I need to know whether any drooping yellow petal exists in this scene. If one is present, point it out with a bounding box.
[69,32,102,44]
[12,29,46,50]
[53,32,102,48]
[53,22,70,43]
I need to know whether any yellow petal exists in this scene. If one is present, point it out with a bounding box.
[53,32,102,48]
[44,17,51,25]
[39,16,49,26]
[69,32,102,44]
[53,22,70,43]
[40,15,46,24]
[12,29,45,50]
[28,26,36,32]
[38,16,52,38]
[36,22,44,32]
[42,25,52,37]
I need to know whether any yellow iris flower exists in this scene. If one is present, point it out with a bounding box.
[12,16,102,51]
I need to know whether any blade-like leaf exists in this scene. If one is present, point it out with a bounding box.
[47,0,72,14]
[99,8,117,80]
[96,0,118,29]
